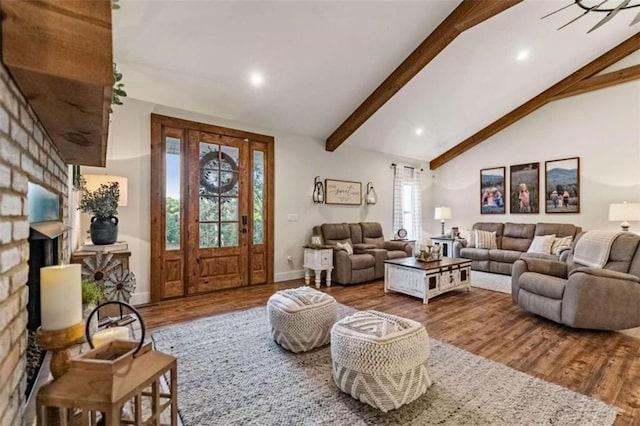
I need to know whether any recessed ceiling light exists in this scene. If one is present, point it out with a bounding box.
[415,128,424,136]
[516,50,530,62]
[249,72,264,87]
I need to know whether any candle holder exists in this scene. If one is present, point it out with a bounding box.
[85,300,145,356]
[35,322,85,379]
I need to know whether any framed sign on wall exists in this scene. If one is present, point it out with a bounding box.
[325,179,362,205]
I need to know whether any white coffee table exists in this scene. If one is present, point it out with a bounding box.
[384,257,471,304]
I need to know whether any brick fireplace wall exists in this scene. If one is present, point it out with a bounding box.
[0,63,69,424]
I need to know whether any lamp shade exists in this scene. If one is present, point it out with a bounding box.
[434,207,452,220]
[609,202,640,221]
[83,174,128,206]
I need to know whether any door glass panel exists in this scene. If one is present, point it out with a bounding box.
[220,146,239,171]
[200,143,220,169]
[220,172,239,196]
[199,223,219,248]
[253,151,264,244]
[165,137,181,250]
[200,143,220,196]
[199,196,219,221]
[198,141,240,248]
[220,197,238,221]
[220,223,238,247]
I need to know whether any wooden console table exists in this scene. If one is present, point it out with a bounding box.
[384,257,471,304]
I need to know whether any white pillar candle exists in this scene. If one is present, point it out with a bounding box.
[92,326,130,348]
[40,264,82,331]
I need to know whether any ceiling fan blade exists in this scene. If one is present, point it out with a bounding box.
[588,0,631,32]
[630,8,640,25]
[541,2,575,19]
[557,0,610,30]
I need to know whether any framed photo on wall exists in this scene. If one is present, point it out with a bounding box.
[324,179,362,205]
[510,162,539,214]
[545,157,580,213]
[480,167,506,214]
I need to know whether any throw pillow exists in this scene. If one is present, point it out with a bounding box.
[527,234,556,254]
[551,235,573,255]
[475,230,497,249]
[336,242,353,255]
[468,230,476,248]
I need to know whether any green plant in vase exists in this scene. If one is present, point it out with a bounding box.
[78,179,120,245]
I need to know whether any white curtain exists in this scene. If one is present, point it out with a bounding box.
[392,165,404,236]
[392,165,423,245]
[410,167,423,246]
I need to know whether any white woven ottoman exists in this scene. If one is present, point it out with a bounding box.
[331,310,432,412]
[267,286,337,353]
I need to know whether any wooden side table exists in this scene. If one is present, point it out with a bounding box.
[72,249,131,272]
[36,342,177,425]
[430,237,462,258]
[303,247,333,288]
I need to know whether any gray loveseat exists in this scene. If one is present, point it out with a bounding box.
[312,222,413,285]
[512,232,640,330]
[453,222,582,275]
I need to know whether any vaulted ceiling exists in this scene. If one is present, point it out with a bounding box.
[114,1,640,167]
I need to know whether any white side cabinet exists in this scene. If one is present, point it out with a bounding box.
[303,248,333,288]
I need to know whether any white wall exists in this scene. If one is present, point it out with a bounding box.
[83,98,424,304]
[428,80,640,238]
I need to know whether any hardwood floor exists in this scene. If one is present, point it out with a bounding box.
[138,279,640,425]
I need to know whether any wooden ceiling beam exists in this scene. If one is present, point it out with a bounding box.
[550,64,640,101]
[429,32,640,170]
[1,0,112,167]
[325,0,523,152]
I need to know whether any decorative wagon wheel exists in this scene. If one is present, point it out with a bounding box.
[199,149,239,194]
[103,268,137,303]
[81,252,121,286]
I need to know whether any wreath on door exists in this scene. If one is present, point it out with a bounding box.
[199,150,239,194]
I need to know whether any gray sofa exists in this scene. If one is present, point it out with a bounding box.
[512,232,640,330]
[313,222,413,285]
[453,222,582,275]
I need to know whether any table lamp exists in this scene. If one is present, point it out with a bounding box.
[609,202,640,231]
[434,206,452,236]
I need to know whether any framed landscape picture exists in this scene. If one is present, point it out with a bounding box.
[480,167,506,214]
[545,157,580,213]
[510,162,539,214]
[324,179,362,205]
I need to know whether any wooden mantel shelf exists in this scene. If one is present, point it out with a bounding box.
[1,0,112,167]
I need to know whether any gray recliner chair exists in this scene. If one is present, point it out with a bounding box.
[512,232,640,330]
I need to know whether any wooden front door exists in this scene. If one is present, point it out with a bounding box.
[187,130,249,293]
[150,114,274,302]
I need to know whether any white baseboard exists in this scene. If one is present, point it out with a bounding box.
[275,269,305,282]
[130,291,150,306]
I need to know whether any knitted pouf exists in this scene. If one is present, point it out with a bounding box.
[331,310,432,412]
[267,286,337,353]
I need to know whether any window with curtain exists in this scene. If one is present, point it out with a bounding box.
[393,165,422,244]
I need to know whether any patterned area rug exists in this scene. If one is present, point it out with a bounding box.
[151,305,618,425]
[471,270,512,294]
